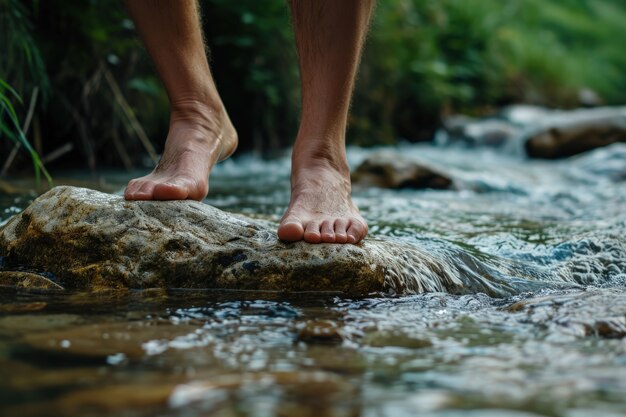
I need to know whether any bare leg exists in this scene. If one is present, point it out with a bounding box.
[124,0,237,201]
[278,0,373,244]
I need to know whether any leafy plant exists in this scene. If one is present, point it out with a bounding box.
[0,0,51,183]
[0,79,51,184]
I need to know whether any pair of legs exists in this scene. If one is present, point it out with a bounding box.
[124,0,373,244]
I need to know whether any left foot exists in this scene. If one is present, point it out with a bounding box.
[124,100,237,201]
[278,146,368,244]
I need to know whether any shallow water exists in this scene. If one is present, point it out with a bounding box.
[1,142,625,416]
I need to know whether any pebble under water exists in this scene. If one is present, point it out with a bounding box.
[1,142,625,417]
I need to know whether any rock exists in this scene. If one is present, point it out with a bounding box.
[49,371,349,413]
[506,288,626,339]
[362,330,432,349]
[55,383,175,411]
[167,371,351,410]
[352,151,453,190]
[578,88,602,107]
[0,186,472,296]
[0,271,64,290]
[21,320,203,360]
[525,106,626,158]
[439,106,626,158]
[499,104,553,126]
[0,314,83,336]
[462,119,521,147]
[297,320,343,345]
[441,116,521,147]
[0,301,47,313]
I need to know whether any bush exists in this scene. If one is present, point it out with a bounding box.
[1,0,625,173]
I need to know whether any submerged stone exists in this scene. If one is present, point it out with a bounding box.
[0,301,47,313]
[296,320,343,345]
[0,186,473,296]
[506,288,626,339]
[21,320,202,360]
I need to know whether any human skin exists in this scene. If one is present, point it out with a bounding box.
[123,0,373,244]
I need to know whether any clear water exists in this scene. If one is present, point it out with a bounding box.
[1,142,625,416]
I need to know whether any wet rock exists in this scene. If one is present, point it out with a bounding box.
[440,106,626,158]
[362,330,433,349]
[506,288,626,339]
[21,320,202,360]
[352,151,453,190]
[4,358,115,392]
[0,186,473,295]
[442,116,521,147]
[0,271,64,290]
[50,371,350,414]
[499,104,554,126]
[56,383,175,411]
[167,371,351,411]
[0,301,47,313]
[578,88,602,107]
[297,320,343,345]
[525,106,626,158]
[0,314,83,340]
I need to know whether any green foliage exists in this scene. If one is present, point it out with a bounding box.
[0,0,51,183]
[2,0,626,174]
[0,79,51,184]
[201,1,300,152]
[30,0,169,168]
[0,0,49,96]
[350,0,626,144]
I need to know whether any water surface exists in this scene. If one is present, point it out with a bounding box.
[1,142,625,416]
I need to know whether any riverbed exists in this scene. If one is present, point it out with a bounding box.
[1,142,625,416]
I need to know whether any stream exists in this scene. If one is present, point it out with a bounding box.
[1,141,625,416]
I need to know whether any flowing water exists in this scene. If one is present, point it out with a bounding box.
[1,142,625,416]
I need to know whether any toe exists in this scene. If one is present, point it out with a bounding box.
[124,180,141,200]
[303,221,322,244]
[153,178,191,200]
[333,219,349,244]
[277,218,305,242]
[125,180,156,200]
[346,219,368,244]
[320,220,336,243]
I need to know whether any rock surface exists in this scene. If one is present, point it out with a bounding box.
[441,115,522,148]
[352,151,453,190]
[0,271,64,289]
[0,186,472,296]
[524,106,626,158]
[506,288,626,339]
[439,105,626,158]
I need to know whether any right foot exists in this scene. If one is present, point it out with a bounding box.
[124,100,237,201]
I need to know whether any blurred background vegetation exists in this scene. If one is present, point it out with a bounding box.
[1,0,626,178]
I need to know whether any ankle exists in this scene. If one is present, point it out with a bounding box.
[170,96,225,126]
[292,139,350,176]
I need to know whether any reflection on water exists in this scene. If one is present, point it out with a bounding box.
[1,143,625,416]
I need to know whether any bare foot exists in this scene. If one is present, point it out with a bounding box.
[278,148,368,244]
[124,100,237,201]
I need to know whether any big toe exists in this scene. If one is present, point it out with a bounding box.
[278,219,305,242]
